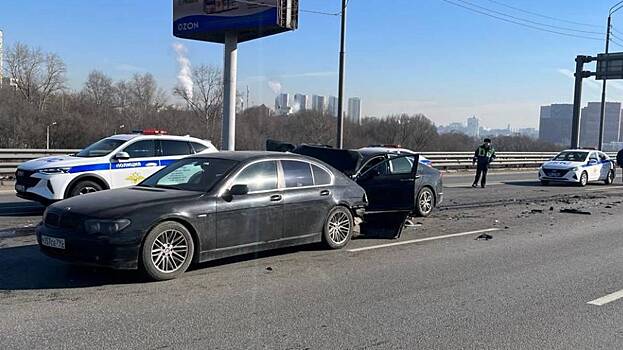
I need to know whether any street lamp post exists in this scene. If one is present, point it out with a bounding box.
[336,0,347,149]
[46,122,57,150]
[598,1,623,151]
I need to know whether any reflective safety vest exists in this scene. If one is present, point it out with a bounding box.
[477,146,495,158]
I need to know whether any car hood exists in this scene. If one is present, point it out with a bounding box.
[542,160,585,170]
[18,154,104,171]
[48,187,203,217]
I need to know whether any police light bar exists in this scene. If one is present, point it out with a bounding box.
[133,129,169,135]
[368,144,402,148]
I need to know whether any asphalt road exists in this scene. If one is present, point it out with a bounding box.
[2,171,623,349]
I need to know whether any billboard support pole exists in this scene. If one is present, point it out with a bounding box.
[598,15,612,151]
[336,0,347,149]
[222,32,238,151]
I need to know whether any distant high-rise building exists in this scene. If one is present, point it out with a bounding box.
[274,93,290,115]
[312,95,326,112]
[466,116,480,138]
[539,104,573,146]
[327,96,338,117]
[293,94,308,112]
[0,30,3,88]
[580,102,622,148]
[347,97,362,124]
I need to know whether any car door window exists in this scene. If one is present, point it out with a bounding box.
[312,164,332,185]
[231,161,278,193]
[161,140,192,156]
[589,153,599,163]
[282,160,314,188]
[388,156,414,174]
[123,140,156,158]
[599,152,608,161]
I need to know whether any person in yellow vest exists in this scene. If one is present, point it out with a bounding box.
[472,138,496,188]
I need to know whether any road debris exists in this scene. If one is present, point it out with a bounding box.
[560,208,591,215]
[530,209,543,214]
[266,267,273,271]
[475,233,493,240]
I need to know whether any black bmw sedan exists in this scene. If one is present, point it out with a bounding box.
[36,152,367,280]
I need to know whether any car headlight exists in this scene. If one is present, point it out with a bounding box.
[84,219,131,235]
[37,167,70,174]
[572,167,580,172]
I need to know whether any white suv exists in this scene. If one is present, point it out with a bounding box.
[15,130,217,203]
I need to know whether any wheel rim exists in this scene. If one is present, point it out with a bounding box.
[419,190,433,214]
[78,186,98,195]
[328,211,350,245]
[581,173,588,185]
[151,229,188,273]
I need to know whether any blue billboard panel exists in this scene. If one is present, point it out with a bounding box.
[173,0,298,43]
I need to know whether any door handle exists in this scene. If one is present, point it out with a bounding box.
[400,178,415,182]
[270,194,282,202]
[145,162,158,167]
[320,190,331,196]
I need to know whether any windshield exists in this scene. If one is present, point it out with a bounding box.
[75,138,126,158]
[553,151,588,162]
[139,158,239,192]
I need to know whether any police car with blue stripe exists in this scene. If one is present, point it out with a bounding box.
[538,149,615,186]
[15,129,217,203]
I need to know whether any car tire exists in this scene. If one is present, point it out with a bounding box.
[579,171,588,187]
[414,187,435,217]
[322,206,353,250]
[605,169,615,185]
[540,180,549,186]
[68,180,103,197]
[141,221,194,281]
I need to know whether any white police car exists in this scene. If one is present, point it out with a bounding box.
[538,149,615,186]
[15,129,217,203]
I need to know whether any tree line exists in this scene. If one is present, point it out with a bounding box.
[0,42,560,152]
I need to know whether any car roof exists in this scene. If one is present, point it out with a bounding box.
[559,149,600,153]
[108,134,212,143]
[357,147,416,157]
[191,151,312,162]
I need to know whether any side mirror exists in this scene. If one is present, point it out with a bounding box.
[229,184,249,196]
[589,159,598,165]
[114,152,130,160]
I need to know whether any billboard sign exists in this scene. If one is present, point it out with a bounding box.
[173,0,298,43]
[596,52,623,80]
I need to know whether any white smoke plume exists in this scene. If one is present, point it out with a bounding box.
[291,102,301,114]
[173,42,193,99]
[268,80,282,94]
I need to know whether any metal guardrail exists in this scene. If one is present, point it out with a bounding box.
[0,149,618,177]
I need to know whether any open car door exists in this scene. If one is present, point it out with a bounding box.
[355,154,420,238]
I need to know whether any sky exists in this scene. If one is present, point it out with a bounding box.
[1,0,622,129]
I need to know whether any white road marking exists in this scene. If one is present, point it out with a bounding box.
[587,289,623,306]
[347,228,500,253]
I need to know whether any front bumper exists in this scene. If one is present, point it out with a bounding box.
[538,168,579,183]
[15,171,73,202]
[36,224,141,270]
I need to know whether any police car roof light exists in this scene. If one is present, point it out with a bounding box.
[140,129,168,135]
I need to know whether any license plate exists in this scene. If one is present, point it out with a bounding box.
[15,184,25,192]
[41,235,65,250]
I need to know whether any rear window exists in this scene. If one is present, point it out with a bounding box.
[191,142,209,153]
[312,164,332,185]
[282,160,314,188]
[161,140,192,156]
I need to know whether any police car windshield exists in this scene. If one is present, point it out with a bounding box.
[553,151,588,162]
[75,138,126,158]
[139,158,239,192]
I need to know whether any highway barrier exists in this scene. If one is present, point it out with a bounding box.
[0,149,617,177]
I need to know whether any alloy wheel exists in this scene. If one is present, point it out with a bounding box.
[151,229,189,273]
[78,186,98,195]
[327,211,351,245]
[419,190,433,215]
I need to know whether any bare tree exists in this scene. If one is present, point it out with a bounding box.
[5,42,66,110]
[173,64,223,141]
[83,70,115,107]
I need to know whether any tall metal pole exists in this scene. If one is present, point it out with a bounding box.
[46,125,50,150]
[572,56,588,149]
[598,15,612,151]
[222,32,238,151]
[336,0,347,149]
